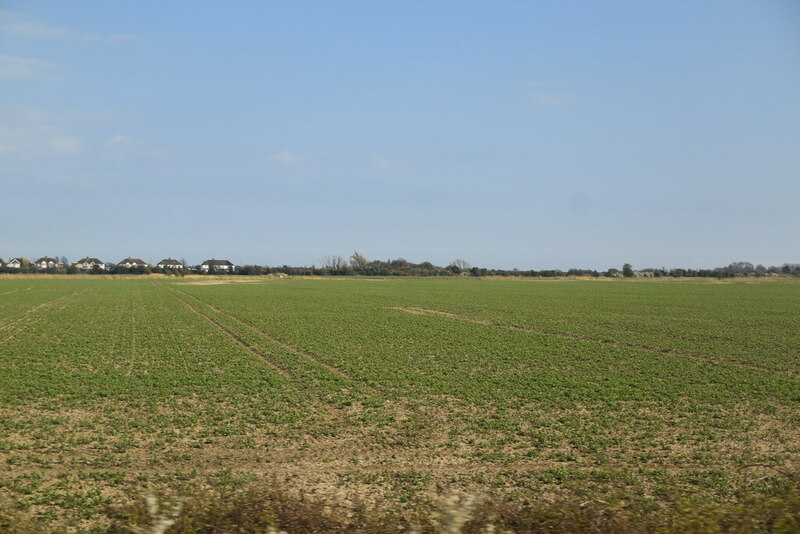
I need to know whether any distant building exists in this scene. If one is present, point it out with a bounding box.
[200,259,235,273]
[6,258,24,269]
[157,258,184,269]
[117,258,149,269]
[74,257,106,270]
[34,257,59,269]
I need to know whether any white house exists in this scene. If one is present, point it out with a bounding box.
[74,257,106,270]
[6,258,24,269]
[34,257,59,269]
[117,258,149,269]
[200,259,235,273]
[157,258,184,269]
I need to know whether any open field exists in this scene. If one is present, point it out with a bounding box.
[0,277,798,532]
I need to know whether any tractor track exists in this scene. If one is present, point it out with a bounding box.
[169,287,371,389]
[160,285,293,379]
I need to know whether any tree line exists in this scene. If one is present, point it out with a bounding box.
[226,256,800,278]
[1,254,798,278]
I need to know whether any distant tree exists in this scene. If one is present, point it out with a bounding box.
[470,266,487,277]
[728,262,755,275]
[239,265,263,276]
[321,255,347,271]
[390,258,410,268]
[446,259,469,275]
[451,259,470,270]
[350,252,368,271]
[622,263,634,277]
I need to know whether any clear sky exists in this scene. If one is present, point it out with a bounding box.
[2,1,798,270]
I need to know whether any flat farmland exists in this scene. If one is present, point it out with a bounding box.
[0,277,798,531]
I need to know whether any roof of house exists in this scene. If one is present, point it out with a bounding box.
[118,258,147,265]
[9,258,24,263]
[77,257,104,264]
[158,258,183,266]
[35,257,57,263]
[202,259,234,266]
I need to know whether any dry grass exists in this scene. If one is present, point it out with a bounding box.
[0,475,785,534]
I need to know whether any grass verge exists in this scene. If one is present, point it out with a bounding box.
[2,476,798,534]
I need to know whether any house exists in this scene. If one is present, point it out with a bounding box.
[200,259,236,273]
[34,257,59,269]
[157,258,184,269]
[6,258,24,269]
[74,257,106,270]
[117,258,149,269]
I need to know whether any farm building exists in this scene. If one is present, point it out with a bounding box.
[157,258,184,269]
[117,258,149,269]
[200,259,236,273]
[74,257,106,270]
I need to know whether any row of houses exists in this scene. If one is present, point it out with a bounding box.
[0,257,237,273]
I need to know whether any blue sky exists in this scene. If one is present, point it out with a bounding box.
[2,1,798,269]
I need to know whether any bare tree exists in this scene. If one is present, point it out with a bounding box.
[447,259,470,274]
[320,254,347,270]
[350,251,368,270]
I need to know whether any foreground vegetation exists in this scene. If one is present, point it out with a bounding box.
[0,277,798,532]
[4,481,800,534]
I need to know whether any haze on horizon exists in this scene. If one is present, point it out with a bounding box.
[2,1,798,271]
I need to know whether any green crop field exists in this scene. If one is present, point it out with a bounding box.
[0,276,798,531]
